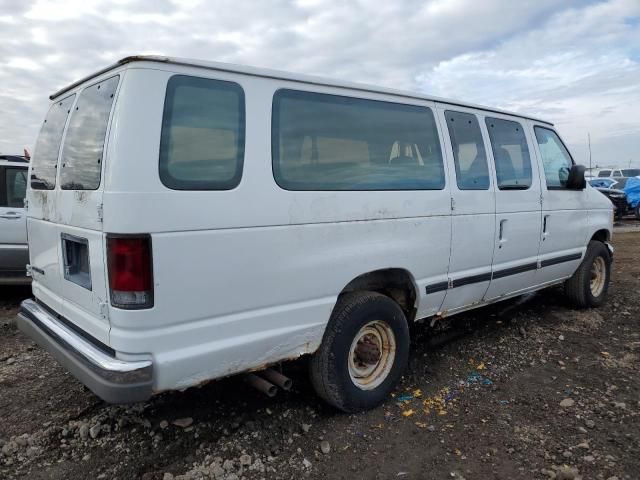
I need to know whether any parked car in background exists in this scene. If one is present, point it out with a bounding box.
[621,168,640,177]
[597,168,624,178]
[589,178,617,189]
[589,178,629,219]
[0,154,29,284]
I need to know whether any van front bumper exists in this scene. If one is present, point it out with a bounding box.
[17,299,153,403]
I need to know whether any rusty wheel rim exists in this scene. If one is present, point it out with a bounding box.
[590,256,606,297]
[348,321,396,390]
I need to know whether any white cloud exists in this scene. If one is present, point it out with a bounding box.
[0,0,638,167]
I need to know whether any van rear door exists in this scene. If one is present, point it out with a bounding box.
[27,75,120,345]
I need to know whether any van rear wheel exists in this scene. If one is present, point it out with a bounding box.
[564,241,611,308]
[309,291,409,412]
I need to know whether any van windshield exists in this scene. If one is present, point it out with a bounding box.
[30,95,75,190]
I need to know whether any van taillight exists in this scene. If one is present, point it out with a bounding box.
[107,235,153,309]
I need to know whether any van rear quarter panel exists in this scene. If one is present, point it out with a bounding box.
[105,66,452,391]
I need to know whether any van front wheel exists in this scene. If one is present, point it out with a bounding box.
[564,241,611,308]
[309,291,409,412]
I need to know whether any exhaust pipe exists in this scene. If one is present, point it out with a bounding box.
[261,368,293,391]
[246,373,277,397]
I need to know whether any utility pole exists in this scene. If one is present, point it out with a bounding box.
[588,132,592,171]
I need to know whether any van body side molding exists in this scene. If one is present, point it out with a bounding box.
[540,253,582,268]
[425,253,584,295]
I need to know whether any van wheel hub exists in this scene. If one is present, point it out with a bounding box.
[348,321,396,390]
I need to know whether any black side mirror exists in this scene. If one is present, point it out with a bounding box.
[566,164,586,190]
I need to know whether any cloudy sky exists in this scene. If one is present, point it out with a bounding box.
[1,0,639,167]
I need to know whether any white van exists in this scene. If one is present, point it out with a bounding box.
[18,56,614,412]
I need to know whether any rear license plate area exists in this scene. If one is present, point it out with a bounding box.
[61,233,92,290]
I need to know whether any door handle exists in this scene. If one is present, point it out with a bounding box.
[542,215,551,239]
[0,212,22,220]
[499,219,507,243]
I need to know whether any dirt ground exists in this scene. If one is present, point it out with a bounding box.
[1,231,638,480]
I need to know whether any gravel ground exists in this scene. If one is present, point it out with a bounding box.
[1,231,638,480]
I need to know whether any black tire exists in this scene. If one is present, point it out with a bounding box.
[309,291,410,412]
[564,241,611,308]
[635,204,640,220]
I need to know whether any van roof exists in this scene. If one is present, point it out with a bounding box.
[50,55,553,126]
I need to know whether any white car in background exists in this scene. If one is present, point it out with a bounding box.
[0,155,29,285]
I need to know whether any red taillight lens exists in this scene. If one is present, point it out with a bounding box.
[107,235,153,309]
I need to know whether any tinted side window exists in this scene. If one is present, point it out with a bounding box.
[598,170,611,177]
[445,111,489,190]
[159,75,245,190]
[30,95,75,190]
[60,76,119,190]
[272,90,445,190]
[485,117,532,190]
[534,127,573,189]
[5,168,28,208]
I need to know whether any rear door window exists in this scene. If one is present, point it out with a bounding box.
[159,75,245,190]
[598,170,611,177]
[60,76,119,190]
[485,117,532,190]
[30,95,75,190]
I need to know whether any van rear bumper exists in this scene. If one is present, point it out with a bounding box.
[17,299,153,403]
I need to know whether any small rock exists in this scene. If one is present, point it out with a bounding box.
[577,441,589,449]
[301,424,312,434]
[89,424,101,439]
[320,441,330,454]
[6,357,15,365]
[159,420,169,429]
[578,427,588,434]
[211,464,225,478]
[82,454,91,461]
[163,474,174,480]
[239,454,252,466]
[612,402,626,410]
[558,360,565,366]
[583,455,595,462]
[562,450,572,458]
[559,398,575,408]
[556,465,579,480]
[427,425,436,432]
[585,420,595,429]
[519,326,527,338]
[302,458,312,469]
[172,418,193,428]
[223,459,234,471]
[558,335,565,341]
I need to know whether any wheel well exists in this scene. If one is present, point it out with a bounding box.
[591,229,610,243]
[339,269,418,321]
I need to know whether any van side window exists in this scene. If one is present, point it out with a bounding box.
[485,117,532,190]
[30,95,75,190]
[60,76,119,190]
[159,75,245,190]
[445,111,489,190]
[534,127,574,189]
[272,90,445,190]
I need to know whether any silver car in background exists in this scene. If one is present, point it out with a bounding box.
[0,154,29,284]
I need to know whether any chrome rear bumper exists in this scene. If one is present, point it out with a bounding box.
[17,299,153,403]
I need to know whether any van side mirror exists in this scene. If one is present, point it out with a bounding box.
[566,164,586,190]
